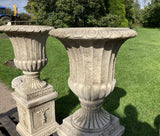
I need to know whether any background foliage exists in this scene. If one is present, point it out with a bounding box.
[3,0,160,28]
[109,0,128,27]
[26,0,160,28]
[25,0,56,24]
[142,0,160,27]
[124,0,135,28]
[25,0,136,28]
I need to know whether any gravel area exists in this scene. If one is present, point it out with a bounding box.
[0,82,16,114]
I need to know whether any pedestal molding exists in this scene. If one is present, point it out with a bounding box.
[12,90,57,108]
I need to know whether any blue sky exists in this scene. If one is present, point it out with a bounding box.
[138,0,151,9]
[0,0,28,13]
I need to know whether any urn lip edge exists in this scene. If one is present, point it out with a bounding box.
[49,27,137,40]
[0,25,54,33]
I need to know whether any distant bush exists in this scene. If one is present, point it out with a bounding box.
[0,20,4,26]
[19,13,31,21]
[99,14,120,27]
[26,0,130,28]
[142,0,160,27]
[47,12,120,28]
[109,0,128,27]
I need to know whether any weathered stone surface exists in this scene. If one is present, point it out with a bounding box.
[50,28,137,136]
[0,25,59,136]
[0,25,54,100]
[57,115,124,136]
[12,91,59,136]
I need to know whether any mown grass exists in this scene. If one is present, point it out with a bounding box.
[0,28,160,136]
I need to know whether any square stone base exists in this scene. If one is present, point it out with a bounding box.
[12,91,59,136]
[57,115,124,136]
[17,122,59,136]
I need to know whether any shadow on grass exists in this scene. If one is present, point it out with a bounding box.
[154,115,160,136]
[103,87,159,136]
[43,78,50,82]
[120,105,156,136]
[55,90,79,124]
[55,87,160,135]
[103,87,126,113]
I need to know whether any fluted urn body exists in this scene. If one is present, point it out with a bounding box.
[50,28,137,136]
[0,25,53,99]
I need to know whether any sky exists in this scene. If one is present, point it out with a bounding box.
[0,0,28,13]
[138,0,151,9]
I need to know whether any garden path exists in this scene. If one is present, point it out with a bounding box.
[0,82,16,114]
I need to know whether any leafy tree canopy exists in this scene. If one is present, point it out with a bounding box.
[142,0,160,27]
[25,0,133,28]
[25,0,56,24]
[124,0,135,28]
[109,0,128,27]
[49,0,112,27]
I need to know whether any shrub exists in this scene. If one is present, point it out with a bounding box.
[109,0,128,27]
[0,20,4,26]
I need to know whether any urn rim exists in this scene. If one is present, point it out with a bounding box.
[0,25,53,33]
[49,27,137,40]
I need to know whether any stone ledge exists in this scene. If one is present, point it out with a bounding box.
[17,121,59,136]
[12,91,58,108]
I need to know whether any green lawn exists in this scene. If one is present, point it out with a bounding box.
[0,28,160,136]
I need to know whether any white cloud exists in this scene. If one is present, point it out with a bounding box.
[0,0,28,13]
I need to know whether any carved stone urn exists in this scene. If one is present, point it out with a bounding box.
[0,25,59,136]
[50,28,137,136]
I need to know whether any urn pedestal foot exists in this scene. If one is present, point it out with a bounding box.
[57,115,124,136]
[12,89,59,136]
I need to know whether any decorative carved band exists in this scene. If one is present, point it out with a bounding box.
[14,58,48,72]
[0,25,53,33]
[25,85,53,100]
[50,28,137,40]
[68,78,116,101]
[71,108,110,132]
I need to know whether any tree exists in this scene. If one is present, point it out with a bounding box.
[124,0,135,28]
[48,0,119,28]
[142,0,160,27]
[109,0,128,27]
[149,0,160,27]
[80,0,107,27]
[133,0,142,25]
[25,0,56,25]
[25,0,123,27]
[47,0,75,27]
[5,7,14,15]
[19,13,31,21]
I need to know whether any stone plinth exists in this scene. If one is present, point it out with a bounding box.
[0,25,59,136]
[50,28,137,136]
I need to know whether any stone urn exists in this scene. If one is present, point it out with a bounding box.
[50,28,137,136]
[0,25,59,136]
